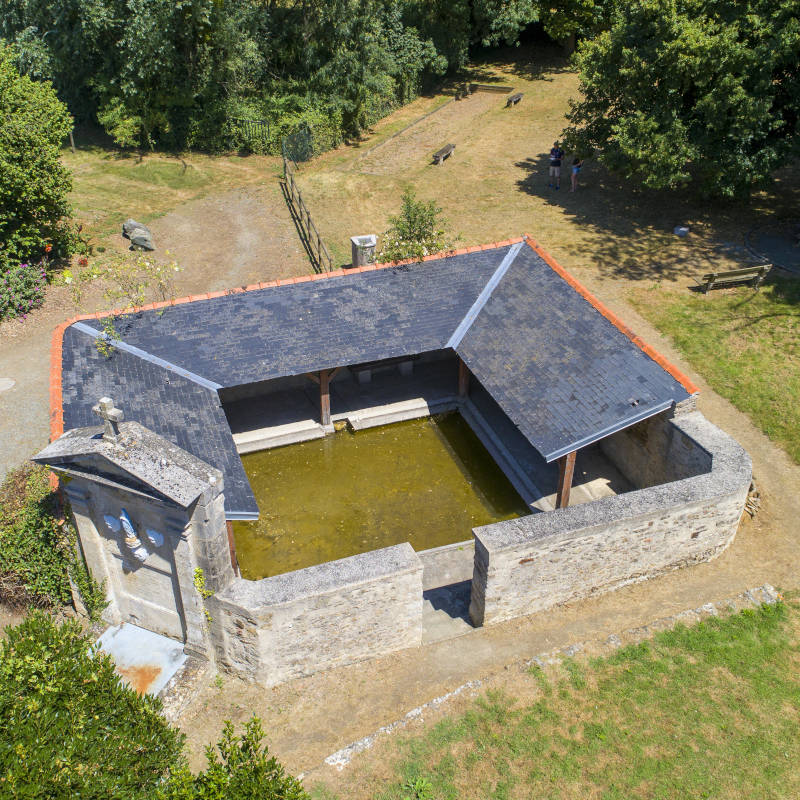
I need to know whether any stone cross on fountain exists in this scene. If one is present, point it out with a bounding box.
[92,396,124,443]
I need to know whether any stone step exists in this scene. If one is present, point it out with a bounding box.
[342,397,457,431]
[233,419,325,453]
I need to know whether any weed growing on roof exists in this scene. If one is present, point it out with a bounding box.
[64,253,183,356]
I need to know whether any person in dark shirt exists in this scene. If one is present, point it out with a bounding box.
[548,141,565,189]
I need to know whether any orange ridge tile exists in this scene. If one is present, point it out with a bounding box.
[523,235,699,395]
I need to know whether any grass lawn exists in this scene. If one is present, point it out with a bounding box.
[630,279,800,464]
[64,144,280,243]
[312,600,800,800]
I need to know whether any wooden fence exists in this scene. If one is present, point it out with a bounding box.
[282,155,334,273]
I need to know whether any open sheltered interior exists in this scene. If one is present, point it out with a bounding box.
[222,351,633,584]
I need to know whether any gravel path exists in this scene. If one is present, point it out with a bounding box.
[0,182,309,480]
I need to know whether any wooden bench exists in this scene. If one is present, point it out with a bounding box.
[350,355,417,384]
[701,264,771,293]
[433,143,455,165]
[506,92,523,107]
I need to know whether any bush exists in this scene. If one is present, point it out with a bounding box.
[0,464,105,616]
[0,614,308,799]
[0,259,47,320]
[161,718,309,800]
[377,188,457,263]
[0,612,185,799]
[0,45,76,268]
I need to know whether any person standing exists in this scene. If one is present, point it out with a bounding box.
[548,141,565,189]
[570,156,583,192]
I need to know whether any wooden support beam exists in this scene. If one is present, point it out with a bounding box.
[458,358,470,398]
[556,451,577,509]
[226,521,240,577]
[320,369,331,426]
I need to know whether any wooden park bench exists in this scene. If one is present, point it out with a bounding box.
[700,264,771,293]
[506,92,523,107]
[433,143,455,165]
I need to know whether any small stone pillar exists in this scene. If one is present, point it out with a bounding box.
[34,406,235,662]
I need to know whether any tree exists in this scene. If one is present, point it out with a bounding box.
[563,0,800,197]
[0,45,75,267]
[0,613,184,799]
[159,718,309,800]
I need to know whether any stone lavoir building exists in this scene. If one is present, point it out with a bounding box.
[36,236,751,686]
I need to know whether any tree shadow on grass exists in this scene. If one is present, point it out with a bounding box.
[514,153,800,287]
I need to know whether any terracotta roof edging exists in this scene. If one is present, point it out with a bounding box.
[523,235,699,395]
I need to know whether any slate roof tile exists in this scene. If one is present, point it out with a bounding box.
[58,241,692,518]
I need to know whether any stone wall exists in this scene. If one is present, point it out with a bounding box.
[599,397,709,489]
[207,543,423,686]
[60,467,233,660]
[470,410,751,626]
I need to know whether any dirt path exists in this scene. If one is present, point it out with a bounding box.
[0,182,310,479]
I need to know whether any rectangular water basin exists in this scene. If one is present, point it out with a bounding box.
[233,412,528,580]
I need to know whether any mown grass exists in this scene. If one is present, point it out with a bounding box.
[630,279,800,464]
[312,600,800,800]
[64,145,280,243]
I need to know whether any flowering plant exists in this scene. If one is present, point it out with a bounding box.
[377,188,458,263]
[0,260,47,320]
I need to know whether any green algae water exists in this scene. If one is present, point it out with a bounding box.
[233,413,527,580]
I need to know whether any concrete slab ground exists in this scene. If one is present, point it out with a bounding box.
[96,623,187,696]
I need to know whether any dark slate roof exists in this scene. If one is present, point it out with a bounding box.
[61,327,257,516]
[79,251,507,385]
[57,240,693,518]
[456,245,690,460]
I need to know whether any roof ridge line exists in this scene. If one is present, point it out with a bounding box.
[446,240,525,350]
[71,322,223,392]
[523,235,699,395]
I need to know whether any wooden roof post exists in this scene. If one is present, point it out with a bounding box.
[320,369,331,426]
[458,358,470,398]
[226,521,240,577]
[556,450,576,509]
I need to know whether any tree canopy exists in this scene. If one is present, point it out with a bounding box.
[563,0,800,197]
[0,0,557,151]
[0,44,74,267]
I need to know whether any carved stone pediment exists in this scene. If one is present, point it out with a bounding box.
[34,421,222,509]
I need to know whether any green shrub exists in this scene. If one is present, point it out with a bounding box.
[0,612,185,799]
[0,259,47,320]
[0,464,105,617]
[0,45,76,269]
[161,718,309,800]
[377,188,457,263]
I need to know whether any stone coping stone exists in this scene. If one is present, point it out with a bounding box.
[473,411,751,552]
[34,421,223,509]
[216,542,421,611]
